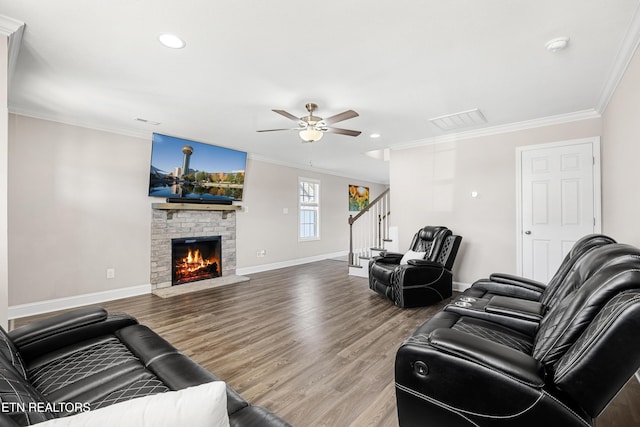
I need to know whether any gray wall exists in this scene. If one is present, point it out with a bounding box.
[8,115,152,306]
[236,158,386,271]
[7,114,386,306]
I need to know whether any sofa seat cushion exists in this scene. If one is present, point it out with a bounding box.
[28,336,138,396]
[91,376,170,410]
[451,316,534,354]
[407,311,534,355]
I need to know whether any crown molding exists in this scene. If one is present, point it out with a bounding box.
[8,105,152,140]
[391,109,601,151]
[596,2,640,114]
[0,15,25,84]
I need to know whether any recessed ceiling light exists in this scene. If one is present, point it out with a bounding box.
[158,33,186,49]
[545,37,570,52]
[370,133,381,139]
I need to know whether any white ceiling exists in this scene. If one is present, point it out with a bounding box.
[2,0,640,184]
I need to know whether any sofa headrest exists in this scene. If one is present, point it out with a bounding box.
[418,226,449,241]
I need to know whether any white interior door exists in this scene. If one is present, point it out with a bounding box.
[517,138,601,282]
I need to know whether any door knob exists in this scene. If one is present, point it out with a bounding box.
[524,230,532,235]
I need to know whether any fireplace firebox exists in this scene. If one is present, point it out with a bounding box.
[171,236,222,285]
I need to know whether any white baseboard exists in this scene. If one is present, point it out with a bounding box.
[453,281,471,292]
[236,250,349,276]
[8,284,151,320]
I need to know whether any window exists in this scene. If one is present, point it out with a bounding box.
[299,178,320,240]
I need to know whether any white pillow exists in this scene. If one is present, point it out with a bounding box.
[400,250,427,265]
[37,381,229,427]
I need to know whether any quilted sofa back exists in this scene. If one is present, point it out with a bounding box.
[532,244,640,367]
[0,327,54,425]
[407,226,451,261]
[553,289,640,418]
[539,234,617,307]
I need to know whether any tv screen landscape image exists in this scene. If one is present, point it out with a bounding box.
[148,133,247,202]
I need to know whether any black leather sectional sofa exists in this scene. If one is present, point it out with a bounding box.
[395,235,640,426]
[0,306,290,426]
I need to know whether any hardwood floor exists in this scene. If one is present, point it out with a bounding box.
[13,260,640,426]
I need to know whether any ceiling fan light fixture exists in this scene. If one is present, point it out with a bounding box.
[299,129,324,143]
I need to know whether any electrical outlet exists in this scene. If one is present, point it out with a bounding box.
[256,250,266,258]
[106,268,115,279]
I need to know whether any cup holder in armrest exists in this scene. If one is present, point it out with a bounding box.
[454,301,472,308]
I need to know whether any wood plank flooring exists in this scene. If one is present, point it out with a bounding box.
[13,260,640,426]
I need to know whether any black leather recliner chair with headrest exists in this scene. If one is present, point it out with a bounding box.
[446,240,631,335]
[395,242,640,426]
[463,233,617,302]
[368,226,462,308]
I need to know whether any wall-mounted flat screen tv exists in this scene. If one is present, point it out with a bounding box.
[148,133,247,202]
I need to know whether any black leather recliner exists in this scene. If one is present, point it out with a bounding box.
[445,236,621,336]
[368,226,461,308]
[463,233,617,301]
[395,242,640,426]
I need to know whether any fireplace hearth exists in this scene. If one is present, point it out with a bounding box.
[171,236,222,286]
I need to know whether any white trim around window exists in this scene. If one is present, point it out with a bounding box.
[298,177,320,241]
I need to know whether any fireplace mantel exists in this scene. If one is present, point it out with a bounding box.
[152,203,241,212]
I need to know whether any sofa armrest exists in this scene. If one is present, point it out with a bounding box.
[406,259,443,268]
[472,277,545,301]
[488,273,547,290]
[376,252,403,264]
[485,296,545,322]
[427,328,545,387]
[10,307,139,363]
[9,306,110,348]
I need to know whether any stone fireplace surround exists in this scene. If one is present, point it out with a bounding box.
[150,204,248,296]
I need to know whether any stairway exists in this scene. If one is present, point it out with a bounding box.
[347,189,395,278]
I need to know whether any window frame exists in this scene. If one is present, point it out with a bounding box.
[298,177,320,241]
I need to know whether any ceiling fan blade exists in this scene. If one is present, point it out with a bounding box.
[322,110,359,125]
[325,127,362,137]
[272,109,302,122]
[256,127,304,132]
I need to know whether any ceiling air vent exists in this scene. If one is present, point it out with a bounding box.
[429,108,487,131]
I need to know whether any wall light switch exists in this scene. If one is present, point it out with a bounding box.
[106,268,115,279]
[283,208,289,214]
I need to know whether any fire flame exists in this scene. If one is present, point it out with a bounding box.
[179,249,214,271]
[173,246,220,285]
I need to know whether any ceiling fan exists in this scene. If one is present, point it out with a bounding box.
[257,103,361,142]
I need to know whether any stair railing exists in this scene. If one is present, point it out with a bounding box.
[348,188,390,268]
